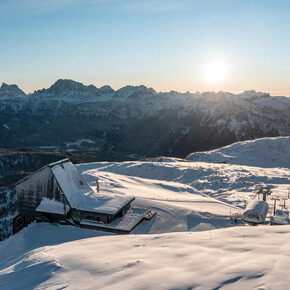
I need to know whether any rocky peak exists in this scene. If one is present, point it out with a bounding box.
[240,90,270,99]
[0,83,26,98]
[45,79,99,98]
[99,85,115,94]
[116,85,156,98]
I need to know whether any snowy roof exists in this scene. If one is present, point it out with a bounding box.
[77,194,134,215]
[244,200,268,213]
[80,208,148,231]
[36,198,70,215]
[270,210,289,225]
[242,200,269,223]
[48,158,70,167]
[51,160,94,207]
[51,159,134,214]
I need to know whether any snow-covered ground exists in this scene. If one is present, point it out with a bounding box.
[1,223,290,289]
[0,137,289,289]
[78,158,289,217]
[186,136,290,168]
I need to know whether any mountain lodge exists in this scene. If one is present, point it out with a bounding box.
[15,159,153,233]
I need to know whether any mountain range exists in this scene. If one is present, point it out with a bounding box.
[0,79,289,158]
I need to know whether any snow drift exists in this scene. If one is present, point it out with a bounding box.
[1,223,290,289]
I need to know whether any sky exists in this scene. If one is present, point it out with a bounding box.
[0,0,290,95]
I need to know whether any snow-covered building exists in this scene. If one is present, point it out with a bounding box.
[15,159,135,228]
[270,210,289,225]
[242,200,269,224]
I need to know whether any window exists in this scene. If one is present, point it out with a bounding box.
[86,216,95,220]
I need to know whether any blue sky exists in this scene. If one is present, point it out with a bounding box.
[0,0,290,95]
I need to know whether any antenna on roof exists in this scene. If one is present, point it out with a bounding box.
[96,178,99,193]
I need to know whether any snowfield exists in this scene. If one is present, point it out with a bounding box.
[0,136,289,289]
[78,158,289,214]
[1,223,290,289]
[186,136,290,168]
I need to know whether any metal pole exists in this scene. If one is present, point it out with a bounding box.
[271,196,280,215]
[282,197,287,209]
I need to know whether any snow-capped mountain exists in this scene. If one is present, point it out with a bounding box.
[34,79,115,100]
[0,83,26,99]
[0,79,289,157]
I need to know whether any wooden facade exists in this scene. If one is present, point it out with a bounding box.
[15,165,69,226]
[81,202,132,224]
[15,159,135,229]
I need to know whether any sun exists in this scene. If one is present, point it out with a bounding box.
[203,59,228,84]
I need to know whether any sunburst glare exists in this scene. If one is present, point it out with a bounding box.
[203,59,228,84]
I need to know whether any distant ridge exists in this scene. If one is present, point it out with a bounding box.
[186,137,290,168]
[0,79,289,158]
[0,79,280,97]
